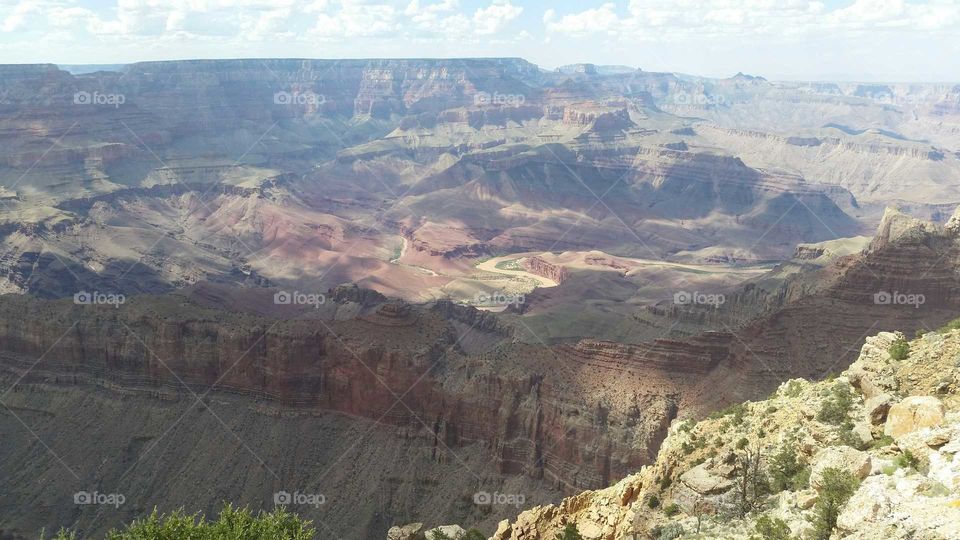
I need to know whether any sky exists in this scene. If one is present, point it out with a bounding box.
[0,0,957,82]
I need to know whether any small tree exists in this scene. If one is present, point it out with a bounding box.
[888,338,910,360]
[895,449,920,471]
[101,504,315,539]
[555,523,584,540]
[692,499,711,534]
[462,529,486,540]
[809,468,858,540]
[663,503,680,517]
[752,515,793,540]
[817,383,853,425]
[769,443,807,492]
[732,444,771,517]
[654,523,684,540]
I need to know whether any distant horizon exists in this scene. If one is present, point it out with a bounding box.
[26,57,957,86]
[1,1,958,83]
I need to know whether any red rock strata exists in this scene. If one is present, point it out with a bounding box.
[521,256,570,284]
[2,209,959,495]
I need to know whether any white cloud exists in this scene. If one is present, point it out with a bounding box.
[1,1,39,32]
[405,0,458,17]
[544,0,960,40]
[403,0,521,39]
[312,1,398,38]
[544,3,619,36]
[472,0,522,36]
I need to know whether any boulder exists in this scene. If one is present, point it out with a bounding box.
[494,520,510,539]
[796,489,818,510]
[847,333,900,399]
[674,463,736,515]
[811,446,872,490]
[929,451,960,491]
[837,473,960,539]
[679,463,734,495]
[575,519,605,539]
[425,525,465,539]
[836,479,890,533]
[852,421,874,446]
[388,523,425,540]
[884,396,946,438]
[864,393,893,425]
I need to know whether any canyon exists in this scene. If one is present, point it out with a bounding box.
[0,57,959,538]
[2,207,960,537]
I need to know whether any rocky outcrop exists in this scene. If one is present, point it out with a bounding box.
[810,447,872,490]
[479,327,960,540]
[521,256,569,285]
[387,523,425,540]
[561,104,632,130]
[885,396,946,438]
[0,293,688,497]
[870,207,940,251]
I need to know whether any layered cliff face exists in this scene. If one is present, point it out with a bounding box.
[478,328,960,540]
[520,257,569,285]
[0,57,882,309]
[3,208,960,538]
[5,58,958,313]
[0,289,688,537]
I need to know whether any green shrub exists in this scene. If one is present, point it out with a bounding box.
[783,380,804,398]
[937,317,960,333]
[753,514,793,540]
[663,503,680,517]
[817,383,854,425]
[430,531,454,540]
[647,494,661,509]
[463,530,487,540]
[709,403,747,425]
[87,505,316,540]
[653,523,684,540]
[868,434,894,449]
[658,476,673,490]
[554,523,583,540]
[768,444,809,492]
[736,437,750,450]
[919,481,951,497]
[896,449,920,470]
[809,468,859,540]
[888,338,910,360]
